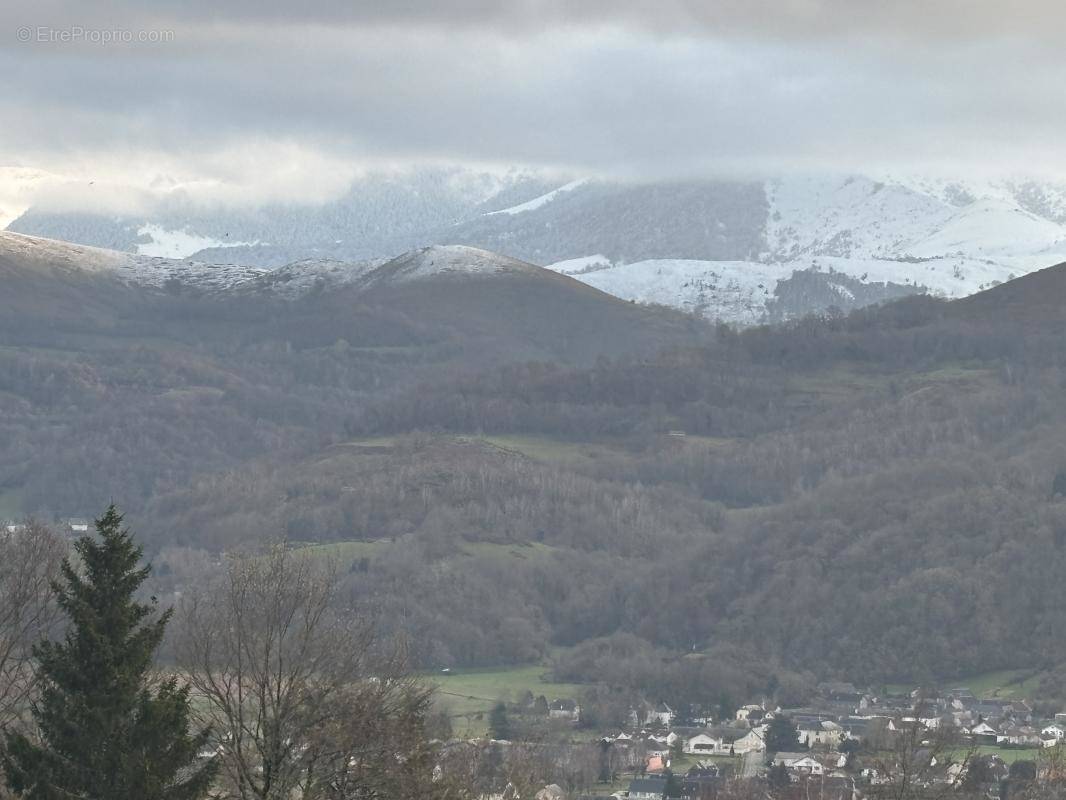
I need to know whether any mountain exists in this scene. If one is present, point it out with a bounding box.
[0,232,705,366]
[7,225,1066,696]
[10,169,1066,324]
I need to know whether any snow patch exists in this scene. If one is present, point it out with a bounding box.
[135,223,260,258]
[483,179,588,216]
[546,254,612,274]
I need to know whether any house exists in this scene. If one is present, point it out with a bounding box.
[839,718,869,741]
[797,720,843,750]
[685,725,764,756]
[627,777,667,800]
[1042,723,1066,740]
[630,701,674,729]
[649,702,675,728]
[548,699,580,722]
[733,726,766,754]
[1009,701,1034,722]
[64,517,90,533]
[685,729,734,756]
[646,755,668,774]
[998,725,1041,747]
[972,701,1007,721]
[773,752,825,776]
[736,704,764,722]
[969,721,998,737]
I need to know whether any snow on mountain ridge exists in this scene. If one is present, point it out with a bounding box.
[0,230,267,291]
[364,244,542,286]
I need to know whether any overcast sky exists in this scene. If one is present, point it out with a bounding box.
[2,0,1065,214]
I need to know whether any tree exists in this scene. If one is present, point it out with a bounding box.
[2,505,216,800]
[663,769,683,798]
[176,543,443,800]
[768,763,791,795]
[765,715,800,754]
[489,702,513,741]
[0,521,65,732]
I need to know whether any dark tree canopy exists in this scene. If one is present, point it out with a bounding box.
[765,716,801,754]
[2,505,216,800]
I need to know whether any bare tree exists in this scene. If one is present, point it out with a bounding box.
[175,543,442,800]
[869,704,976,800]
[0,521,65,732]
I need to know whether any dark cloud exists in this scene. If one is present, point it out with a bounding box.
[9,0,1065,41]
[2,1,1065,206]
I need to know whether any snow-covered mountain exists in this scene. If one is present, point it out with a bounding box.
[542,174,1066,322]
[0,230,267,291]
[8,168,1066,324]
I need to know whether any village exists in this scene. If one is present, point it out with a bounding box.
[464,679,1066,800]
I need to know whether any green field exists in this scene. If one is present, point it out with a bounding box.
[428,664,586,737]
[881,667,1049,701]
[941,669,1046,700]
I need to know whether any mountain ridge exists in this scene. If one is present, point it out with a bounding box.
[10,169,1066,324]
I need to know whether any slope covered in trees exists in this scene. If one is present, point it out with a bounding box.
[5,240,1066,700]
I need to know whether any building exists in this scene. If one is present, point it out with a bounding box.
[548,699,580,722]
[628,777,667,800]
[773,752,825,776]
[64,518,90,533]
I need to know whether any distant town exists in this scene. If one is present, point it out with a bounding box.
[461,679,1066,800]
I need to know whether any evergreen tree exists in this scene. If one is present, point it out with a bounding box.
[488,702,512,740]
[663,769,682,799]
[2,505,216,800]
[764,715,800,754]
[768,762,791,795]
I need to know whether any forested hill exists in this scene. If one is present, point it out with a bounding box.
[5,234,1066,705]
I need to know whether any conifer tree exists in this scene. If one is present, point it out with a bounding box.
[2,505,216,800]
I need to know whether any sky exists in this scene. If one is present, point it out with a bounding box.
[2,0,1065,217]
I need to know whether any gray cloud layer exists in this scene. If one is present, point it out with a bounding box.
[3,1,1065,207]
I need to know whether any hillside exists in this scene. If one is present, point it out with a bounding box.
[6,231,1066,707]
[949,258,1066,326]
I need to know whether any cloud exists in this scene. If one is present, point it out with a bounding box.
[2,2,1065,210]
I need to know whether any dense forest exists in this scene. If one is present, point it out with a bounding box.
[5,244,1066,710]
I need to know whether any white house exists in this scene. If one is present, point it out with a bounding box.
[685,731,734,756]
[969,722,998,737]
[548,699,580,722]
[773,753,824,776]
[734,727,766,754]
[1043,723,1066,740]
[684,726,764,756]
[998,726,1041,747]
[798,720,844,750]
